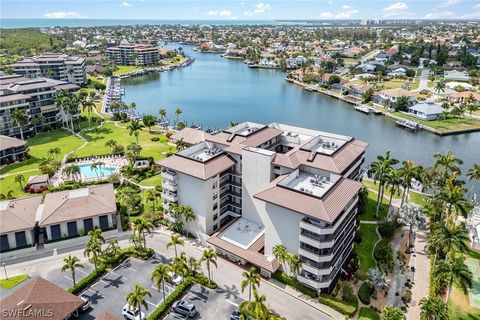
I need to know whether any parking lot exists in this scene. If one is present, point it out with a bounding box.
[79,255,175,319]
[44,260,96,290]
[164,284,243,320]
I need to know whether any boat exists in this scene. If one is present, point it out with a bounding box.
[305,85,317,92]
[354,105,372,114]
[395,119,420,131]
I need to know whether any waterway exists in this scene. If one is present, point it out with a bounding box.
[122,43,480,179]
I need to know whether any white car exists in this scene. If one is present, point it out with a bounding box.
[122,304,146,320]
[168,271,183,286]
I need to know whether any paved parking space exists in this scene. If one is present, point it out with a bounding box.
[32,260,96,290]
[79,257,175,319]
[164,284,243,320]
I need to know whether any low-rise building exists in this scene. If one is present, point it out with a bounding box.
[408,102,444,121]
[26,174,50,192]
[379,88,416,104]
[444,70,470,81]
[10,53,86,85]
[0,135,27,164]
[158,122,367,293]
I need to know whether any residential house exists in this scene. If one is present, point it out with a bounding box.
[379,88,416,104]
[444,70,470,81]
[0,135,26,164]
[408,102,444,121]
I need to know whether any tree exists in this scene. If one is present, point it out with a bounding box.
[30,115,45,135]
[14,174,25,190]
[176,138,189,151]
[117,187,138,221]
[158,107,167,124]
[467,163,480,196]
[127,119,144,144]
[10,108,29,140]
[61,255,83,287]
[437,173,469,221]
[201,247,217,284]
[370,151,399,218]
[81,99,96,128]
[126,284,151,319]
[368,268,389,297]
[381,306,406,320]
[125,142,142,163]
[174,107,182,125]
[251,289,269,320]
[241,267,261,301]
[47,147,61,160]
[84,240,102,271]
[166,233,184,258]
[105,239,121,257]
[105,139,119,154]
[398,160,423,206]
[90,161,104,178]
[434,257,472,303]
[129,102,137,115]
[394,96,411,112]
[433,150,463,185]
[132,217,155,250]
[398,204,427,248]
[434,80,445,99]
[151,263,172,301]
[287,253,302,276]
[145,189,160,212]
[173,252,188,283]
[429,222,469,262]
[272,244,288,271]
[187,256,200,277]
[420,295,449,320]
[385,168,401,213]
[142,114,157,133]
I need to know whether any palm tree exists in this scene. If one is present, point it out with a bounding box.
[14,174,25,190]
[142,115,157,133]
[129,102,137,116]
[90,161,103,178]
[125,142,142,163]
[272,244,288,272]
[181,206,196,225]
[63,165,80,181]
[434,80,445,99]
[419,295,448,320]
[241,267,261,301]
[398,160,423,206]
[81,99,96,128]
[467,163,480,196]
[287,253,302,276]
[132,218,155,250]
[151,263,172,301]
[176,138,189,151]
[30,115,45,135]
[174,107,182,125]
[434,257,472,303]
[433,150,463,183]
[127,119,144,144]
[429,222,469,262]
[187,256,200,276]
[158,107,167,124]
[173,252,188,283]
[47,147,61,159]
[61,255,84,287]
[251,289,269,320]
[385,168,402,213]
[87,228,105,244]
[105,139,119,154]
[370,151,399,218]
[166,233,184,258]
[381,306,406,320]
[201,247,217,284]
[10,108,29,140]
[126,284,151,319]
[105,239,121,257]
[145,189,160,212]
[117,187,136,221]
[84,240,102,271]
[437,173,469,221]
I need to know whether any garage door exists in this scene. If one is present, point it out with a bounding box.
[83,218,93,233]
[67,221,78,237]
[50,225,61,240]
[15,231,27,247]
[99,215,109,230]
[0,235,9,251]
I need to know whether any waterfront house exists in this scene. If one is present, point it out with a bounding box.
[38,184,117,242]
[0,196,42,252]
[380,88,416,104]
[0,277,84,320]
[158,122,367,293]
[444,70,470,81]
[448,91,480,104]
[408,102,444,121]
[0,135,26,165]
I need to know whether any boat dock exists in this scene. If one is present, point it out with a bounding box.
[395,119,421,131]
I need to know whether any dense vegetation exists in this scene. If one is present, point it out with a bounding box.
[0,28,64,55]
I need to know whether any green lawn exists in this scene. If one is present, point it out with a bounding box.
[359,307,380,320]
[139,174,163,187]
[362,178,430,208]
[113,65,144,75]
[354,224,379,280]
[358,189,388,221]
[392,112,480,133]
[0,274,28,289]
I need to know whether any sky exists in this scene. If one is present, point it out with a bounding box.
[1,0,480,20]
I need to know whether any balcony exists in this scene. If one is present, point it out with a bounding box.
[300,198,357,235]
[299,234,335,250]
[301,263,334,277]
[296,274,331,290]
[298,248,334,263]
[161,169,178,181]
[162,190,178,202]
[163,182,178,192]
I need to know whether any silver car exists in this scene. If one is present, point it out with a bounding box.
[172,300,197,318]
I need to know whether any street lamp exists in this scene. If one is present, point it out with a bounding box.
[2,262,7,280]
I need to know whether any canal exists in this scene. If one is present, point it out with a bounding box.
[122,43,479,176]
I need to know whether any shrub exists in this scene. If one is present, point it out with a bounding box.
[272,271,317,298]
[319,294,357,316]
[354,228,363,243]
[402,289,412,304]
[358,282,374,305]
[359,307,380,320]
[378,219,398,240]
[192,274,217,289]
[341,282,357,305]
[151,137,160,142]
[374,239,394,273]
[68,264,106,294]
[147,277,193,320]
[239,301,282,320]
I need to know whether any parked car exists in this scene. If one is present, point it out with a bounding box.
[79,294,91,312]
[172,300,197,318]
[230,311,241,320]
[122,304,146,320]
[168,271,183,286]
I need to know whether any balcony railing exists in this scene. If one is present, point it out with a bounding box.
[162,190,178,202]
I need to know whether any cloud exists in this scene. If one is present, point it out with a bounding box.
[383,2,408,12]
[207,10,232,16]
[474,3,480,9]
[341,5,351,9]
[120,2,132,7]
[243,11,254,16]
[335,9,358,18]
[254,3,272,13]
[437,0,459,8]
[423,11,454,19]
[43,11,86,18]
[320,12,334,18]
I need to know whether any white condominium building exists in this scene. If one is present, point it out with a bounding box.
[11,53,87,86]
[158,122,367,293]
[106,44,162,66]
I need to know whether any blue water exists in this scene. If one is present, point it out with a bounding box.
[0,19,276,28]
[122,43,480,179]
[78,164,116,179]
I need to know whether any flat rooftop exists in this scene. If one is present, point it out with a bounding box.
[279,170,336,198]
[177,141,224,162]
[219,217,265,250]
[224,122,266,137]
[301,134,350,155]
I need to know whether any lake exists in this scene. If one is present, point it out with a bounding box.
[122,43,480,182]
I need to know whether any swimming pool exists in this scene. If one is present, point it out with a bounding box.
[78,164,117,179]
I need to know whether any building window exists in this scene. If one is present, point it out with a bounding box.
[213,213,218,221]
[212,181,218,189]
[213,192,218,200]
[213,203,218,211]
[213,224,218,232]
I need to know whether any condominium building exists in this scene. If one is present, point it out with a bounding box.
[158,122,367,293]
[10,53,87,86]
[106,44,162,66]
[0,74,79,138]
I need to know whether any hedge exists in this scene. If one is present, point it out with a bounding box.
[68,263,106,294]
[358,282,374,305]
[192,273,217,289]
[147,277,193,320]
[359,307,380,320]
[319,294,358,317]
[239,301,283,320]
[272,271,317,298]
